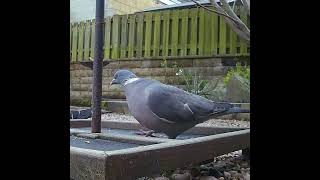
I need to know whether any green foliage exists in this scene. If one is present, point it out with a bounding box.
[162,57,225,100]
[176,68,220,99]
[224,63,250,102]
[160,58,178,68]
[160,58,168,68]
[203,81,227,101]
[224,62,250,86]
[70,98,91,107]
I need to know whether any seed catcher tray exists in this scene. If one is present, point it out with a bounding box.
[70,119,250,180]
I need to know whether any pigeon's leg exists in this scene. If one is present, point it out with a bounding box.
[135,129,156,137]
[168,135,177,139]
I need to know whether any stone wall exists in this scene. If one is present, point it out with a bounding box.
[70,56,249,105]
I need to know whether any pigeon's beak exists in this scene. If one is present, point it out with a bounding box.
[110,79,117,85]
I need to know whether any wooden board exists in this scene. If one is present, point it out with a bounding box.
[104,17,111,60]
[70,129,250,180]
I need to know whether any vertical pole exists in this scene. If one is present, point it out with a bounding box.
[91,0,104,133]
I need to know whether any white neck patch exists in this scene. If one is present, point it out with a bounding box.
[123,78,140,86]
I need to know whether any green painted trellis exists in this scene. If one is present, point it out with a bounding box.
[70,6,249,62]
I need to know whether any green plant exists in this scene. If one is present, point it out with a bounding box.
[160,58,168,68]
[224,62,250,86]
[160,58,226,100]
[161,58,178,69]
[176,68,220,98]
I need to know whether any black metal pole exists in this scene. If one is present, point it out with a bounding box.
[91,0,104,133]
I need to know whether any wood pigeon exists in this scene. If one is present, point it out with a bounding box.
[110,69,249,139]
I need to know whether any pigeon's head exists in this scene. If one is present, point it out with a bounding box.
[110,69,138,86]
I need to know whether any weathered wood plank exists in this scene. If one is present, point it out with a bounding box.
[70,147,106,180]
[190,8,198,55]
[211,12,218,55]
[239,6,248,55]
[230,28,238,54]
[136,13,144,58]
[111,15,120,59]
[198,8,205,55]
[84,20,91,61]
[162,10,170,56]
[120,15,128,58]
[70,24,73,60]
[104,17,111,60]
[77,22,85,61]
[144,12,152,57]
[180,9,188,56]
[153,12,161,57]
[72,132,177,145]
[128,14,136,58]
[71,23,79,61]
[104,129,250,179]
[70,119,247,136]
[204,10,212,55]
[171,10,179,56]
[70,23,72,60]
[219,17,227,55]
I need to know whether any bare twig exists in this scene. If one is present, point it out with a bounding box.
[210,0,250,42]
[220,0,250,33]
[232,0,237,10]
[241,0,250,15]
[190,0,238,23]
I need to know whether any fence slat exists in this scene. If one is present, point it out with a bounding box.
[240,6,248,55]
[230,28,237,54]
[180,9,188,56]
[128,14,136,58]
[111,15,120,59]
[204,10,212,55]
[219,17,227,55]
[153,12,161,57]
[136,13,144,58]
[104,17,111,60]
[70,24,72,60]
[162,10,170,57]
[90,19,95,60]
[211,12,218,55]
[77,22,85,61]
[71,23,79,62]
[120,15,128,58]
[84,20,91,61]
[171,10,179,56]
[144,13,152,57]
[198,8,205,55]
[190,9,198,55]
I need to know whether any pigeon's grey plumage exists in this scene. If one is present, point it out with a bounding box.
[110,69,249,139]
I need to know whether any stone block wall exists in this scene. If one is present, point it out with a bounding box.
[70,56,249,105]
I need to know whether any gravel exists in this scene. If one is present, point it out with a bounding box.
[137,150,250,180]
[98,113,250,128]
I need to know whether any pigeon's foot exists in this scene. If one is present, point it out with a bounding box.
[135,129,156,137]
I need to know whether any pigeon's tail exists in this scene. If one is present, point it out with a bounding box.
[226,106,250,114]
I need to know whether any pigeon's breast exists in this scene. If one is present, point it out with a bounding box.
[124,80,159,129]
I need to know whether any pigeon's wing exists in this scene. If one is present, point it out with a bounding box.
[146,83,230,123]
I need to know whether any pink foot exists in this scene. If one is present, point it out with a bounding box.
[134,129,156,137]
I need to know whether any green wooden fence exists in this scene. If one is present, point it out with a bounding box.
[70,6,249,62]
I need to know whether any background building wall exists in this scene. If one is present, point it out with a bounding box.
[70,0,159,22]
